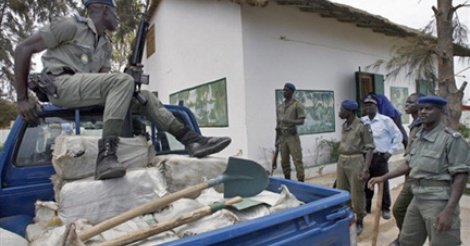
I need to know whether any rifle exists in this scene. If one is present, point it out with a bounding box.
[271,129,280,176]
[124,0,150,105]
[271,146,279,176]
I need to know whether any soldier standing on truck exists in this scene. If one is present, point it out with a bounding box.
[368,96,470,246]
[13,0,231,180]
[336,99,374,235]
[276,82,306,182]
[389,93,423,246]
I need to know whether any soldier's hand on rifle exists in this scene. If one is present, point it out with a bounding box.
[17,99,40,127]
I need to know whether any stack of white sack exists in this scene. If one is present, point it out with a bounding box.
[26,186,302,245]
[52,135,153,180]
[22,135,304,245]
[149,154,228,194]
[55,168,168,225]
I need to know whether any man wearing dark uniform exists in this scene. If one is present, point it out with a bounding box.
[276,82,306,181]
[336,99,374,234]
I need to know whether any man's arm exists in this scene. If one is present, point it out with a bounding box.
[385,116,403,155]
[367,161,409,189]
[14,32,48,126]
[435,172,469,232]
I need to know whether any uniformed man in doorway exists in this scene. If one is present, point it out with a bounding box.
[336,100,374,234]
[276,82,306,181]
[14,0,231,180]
[368,95,470,246]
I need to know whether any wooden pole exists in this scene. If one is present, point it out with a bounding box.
[97,197,242,246]
[371,182,384,246]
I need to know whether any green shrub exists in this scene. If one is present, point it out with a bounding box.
[458,123,470,139]
[323,139,340,163]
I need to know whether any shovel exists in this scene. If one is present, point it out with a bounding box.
[97,196,243,246]
[78,157,269,242]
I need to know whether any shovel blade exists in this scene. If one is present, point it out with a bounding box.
[223,157,269,198]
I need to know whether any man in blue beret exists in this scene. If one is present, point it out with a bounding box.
[336,99,375,234]
[276,83,306,181]
[14,0,231,180]
[369,95,470,245]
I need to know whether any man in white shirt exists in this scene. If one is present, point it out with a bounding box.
[361,95,402,219]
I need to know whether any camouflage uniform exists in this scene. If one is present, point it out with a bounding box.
[399,123,470,246]
[39,16,178,133]
[277,99,306,181]
[336,117,375,220]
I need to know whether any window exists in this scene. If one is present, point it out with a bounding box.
[14,115,103,167]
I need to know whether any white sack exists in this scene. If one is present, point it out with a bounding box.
[268,184,304,214]
[52,135,151,180]
[26,201,62,241]
[0,228,28,246]
[227,186,303,221]
[150,155,228,195]
[58,168,168,224]
[175,210,238,238]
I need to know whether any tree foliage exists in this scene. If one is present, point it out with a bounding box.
[368,0,470,129]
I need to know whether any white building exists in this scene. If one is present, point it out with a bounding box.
[142,0,470,170]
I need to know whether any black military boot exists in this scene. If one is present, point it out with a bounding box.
[356,218,364,235]
[284,173,291,180]
[95,136,126,180]
[174,127,231,158]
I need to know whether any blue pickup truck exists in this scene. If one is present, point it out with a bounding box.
[0,104,353,245]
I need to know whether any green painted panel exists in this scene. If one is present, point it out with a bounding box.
[170,78,228,127]
[275,90,335,135]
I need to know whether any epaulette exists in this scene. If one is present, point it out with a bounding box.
[74,15,88,24]
[445,127,462,138]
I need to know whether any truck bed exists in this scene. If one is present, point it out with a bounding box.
[164,177,352,246]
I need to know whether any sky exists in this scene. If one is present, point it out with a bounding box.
[330,0,470,101]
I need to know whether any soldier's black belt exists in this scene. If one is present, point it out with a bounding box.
[278,127,297,135]
[373,152,388,156]
[410,179,450,187]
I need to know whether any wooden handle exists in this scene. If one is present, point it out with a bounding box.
[98,196,242,246]
[78,182,209,241]
[371,182,384,246]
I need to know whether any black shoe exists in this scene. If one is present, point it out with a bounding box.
[356,219,364,235]
[382,210,391,220]
[388,238,400,246]
[95,137,126,180]
[187,136,231,158]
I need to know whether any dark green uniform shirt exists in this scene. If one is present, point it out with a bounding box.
[39,15,112,74]
[338,117,375,155]
[407,122,470,200]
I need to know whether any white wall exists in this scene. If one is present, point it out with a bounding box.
[145,0,415,168]
[144,0,247,157]
[240,3,413,167]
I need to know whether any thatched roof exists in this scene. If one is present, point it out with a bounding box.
[147,0,470,57]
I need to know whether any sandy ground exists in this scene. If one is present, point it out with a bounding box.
[306,171,470,246]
